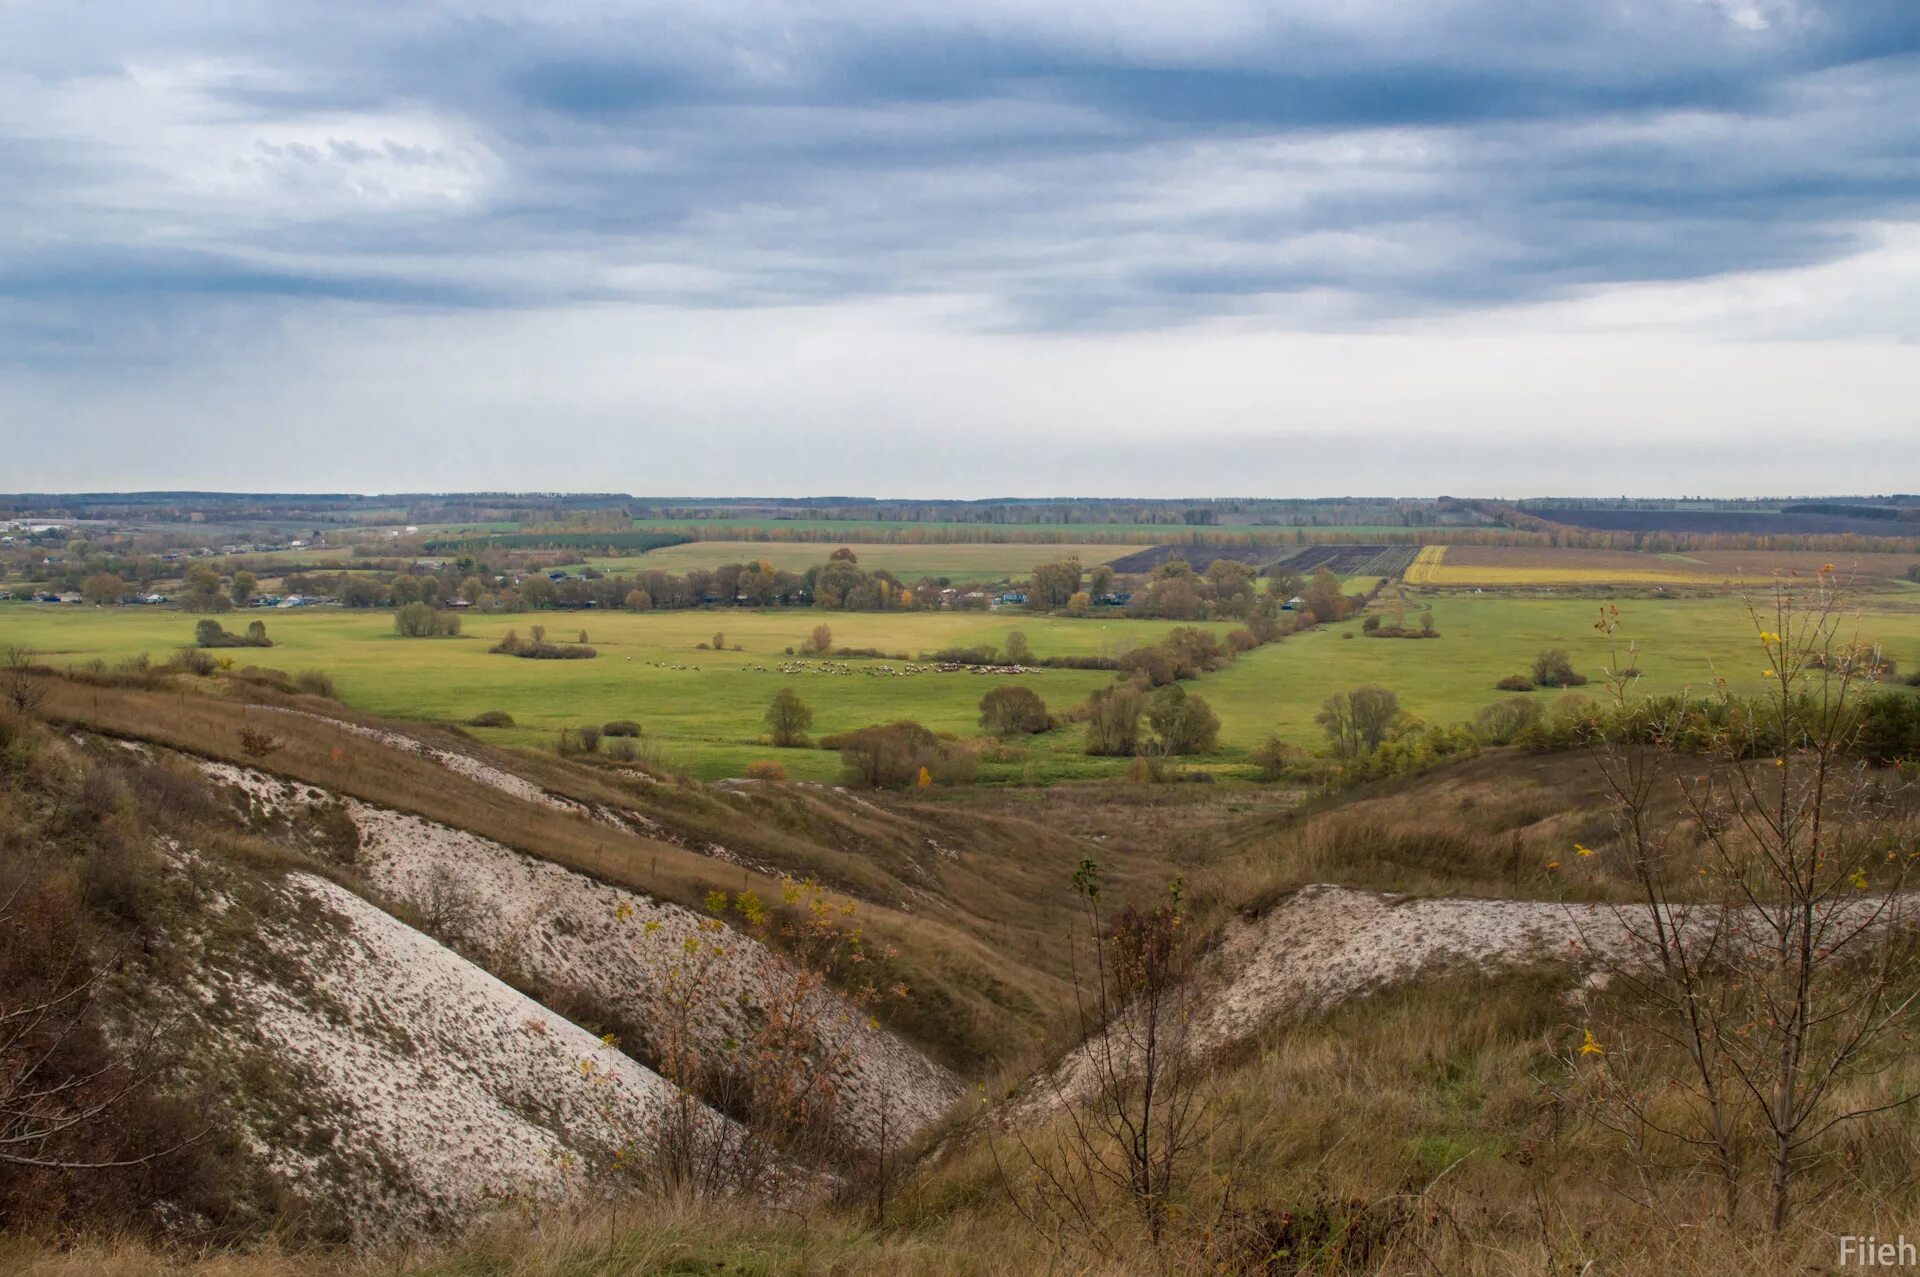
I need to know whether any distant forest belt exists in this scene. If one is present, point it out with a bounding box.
[630,521,1532,549]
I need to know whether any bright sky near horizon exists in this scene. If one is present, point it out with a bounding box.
[2,1,1917,496]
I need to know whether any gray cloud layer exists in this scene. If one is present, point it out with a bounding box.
[2,1,1918,492]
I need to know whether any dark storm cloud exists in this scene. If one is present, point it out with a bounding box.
[3,0,1919,343]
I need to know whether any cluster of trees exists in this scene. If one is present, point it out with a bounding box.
[1026,558,1117,610]
[1361,606,1437,638]
[1112,626,1236,686]
[489,626,596,660]
[281,548,970,615]
[1496,649,1589,692]
[80,572,132,604]
[758,673,1222,786]
[192,619,271,649]
[176,564,258,611]
[818,721,977,788]
[978,686,1050,736]
[1083,682,1221,757]
[1119,559,1356,626]
[393,603,461,637]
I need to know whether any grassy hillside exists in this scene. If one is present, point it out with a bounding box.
[5,623,1919,1274]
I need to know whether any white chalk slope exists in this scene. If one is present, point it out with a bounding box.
[201,762,964,1152]
[197,869,723,1238]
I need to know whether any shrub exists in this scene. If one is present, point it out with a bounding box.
[1038,653,1121,671]
[1117,645,1179,687]
[556,726,601,755]
[765,688,814,747]
[602,720,642,737]
[745,759,787,781]
[979,685,1050,737]
[238,726,283,759]
[820,721,943,788]
[1496,674,1536,692]
[1529,648,1587,688]
[491,628,597,660]
[802,623,833,655]
[1472,696,1544,746]
[167,647,217,676]
[1162,626,1229,676]
[1250,735,1311,781]
[394,602,460,637]
[1084,682,1146,756]
[1854,690,1920,763]
[467,710,515,727]
[1002,630,1035,665]
[294,670,338,698]
[931,749,978,786]
[1147,684,1220,755]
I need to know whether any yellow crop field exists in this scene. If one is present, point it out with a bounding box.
[1406,545,1774,588]
[1404,545,1448,584]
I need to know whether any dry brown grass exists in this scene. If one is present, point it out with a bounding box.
[15,974,1915,1274]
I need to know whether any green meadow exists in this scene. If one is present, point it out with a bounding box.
[7,591,1919,781]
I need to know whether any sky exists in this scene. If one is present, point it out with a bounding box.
[2,0,1918,498]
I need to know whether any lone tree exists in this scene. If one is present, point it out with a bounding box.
[802,623,833,656]
[1084,682,1146,757]
[80,573,126,606]
[1146,684,1219,755]
[765,687,814,747]
[992,862,1209,1254]
[822,721,940,788]
[1301,567,1348,625]
[2,646,45,717]
[1028,559,1084,610]
[1567,588,1920,1233]
[979,685,1049,737]
[394,602,459,637]
[1315,684,1400,759]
